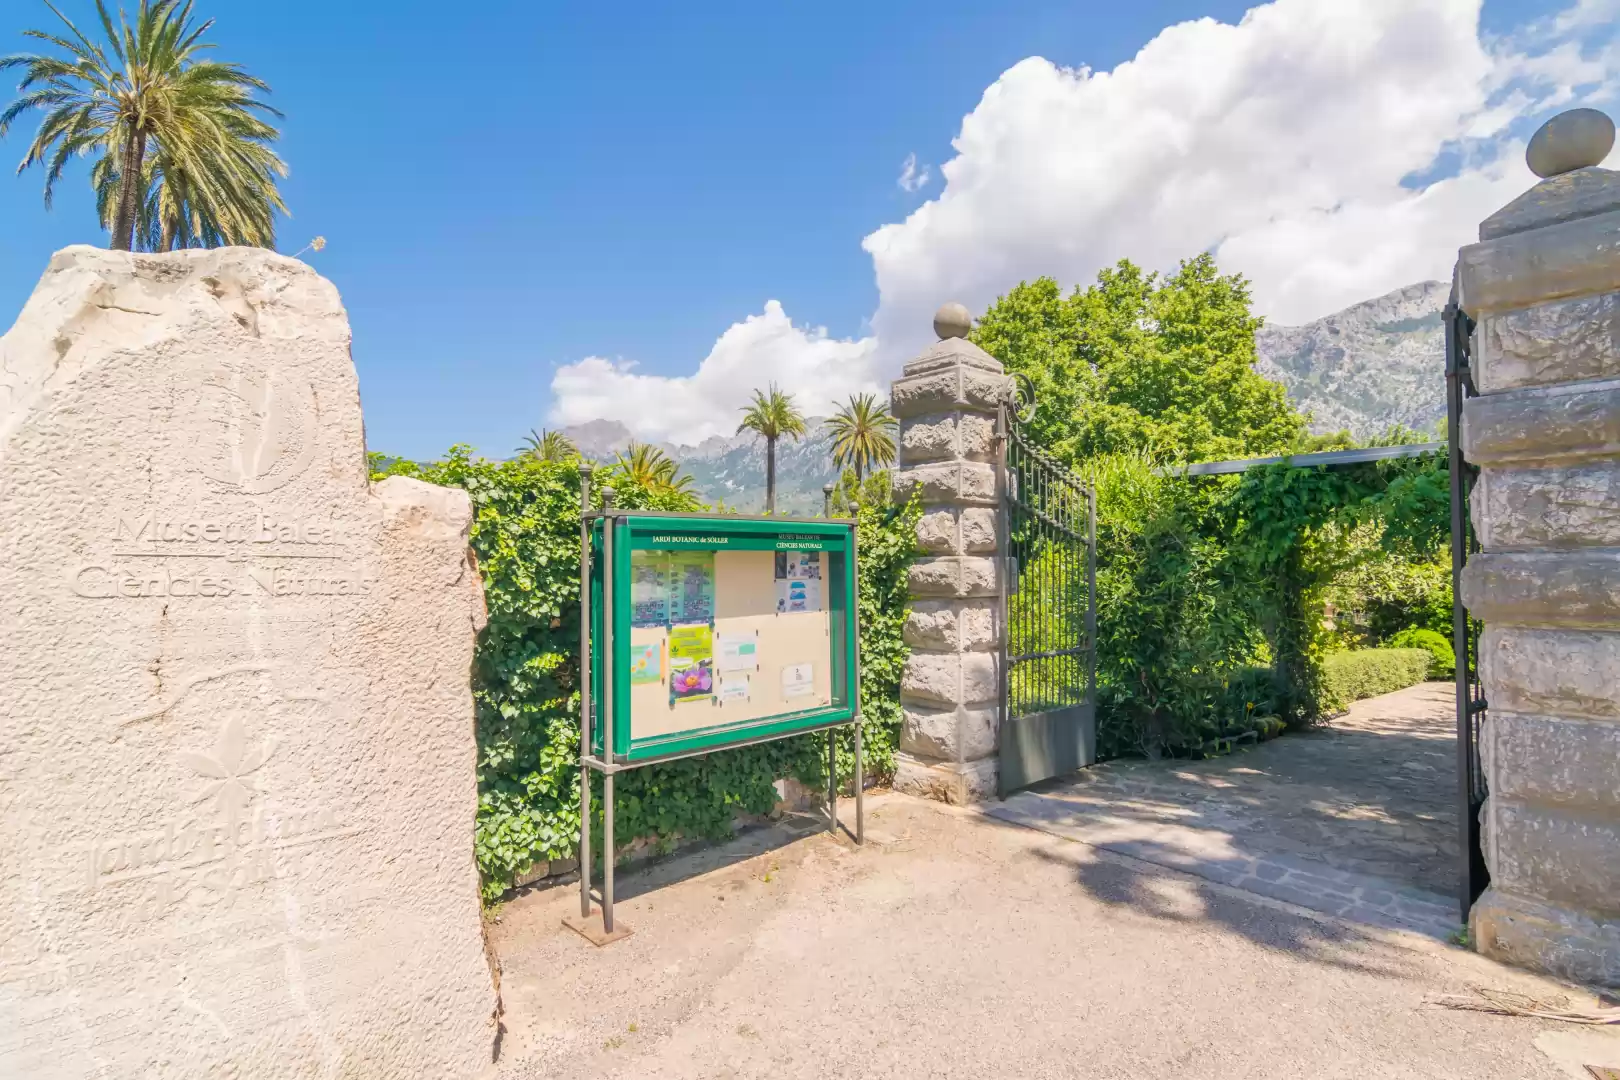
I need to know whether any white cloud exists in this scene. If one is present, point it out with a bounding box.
[552,0,1620,438]
[865,0,1619,355]
[897,152,932,193]
[547,301,879,446]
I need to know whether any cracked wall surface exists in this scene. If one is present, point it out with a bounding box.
[0,247,499,1077]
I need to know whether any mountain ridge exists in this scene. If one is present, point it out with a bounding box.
[554,279,1451,509]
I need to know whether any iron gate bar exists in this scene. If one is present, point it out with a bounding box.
[998,399,1098,795]
[1445,298,1491,923]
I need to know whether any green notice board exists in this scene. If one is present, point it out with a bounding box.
[589,513,857,764]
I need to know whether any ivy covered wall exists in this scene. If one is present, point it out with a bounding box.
[371,448,918,900]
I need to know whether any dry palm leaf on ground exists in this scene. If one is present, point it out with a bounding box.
[1429,987,1620,1025]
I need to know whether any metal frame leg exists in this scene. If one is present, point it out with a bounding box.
[603,770,615,934]
[854,719,864,845]
[579,765,591,918]
[827,731,838,834]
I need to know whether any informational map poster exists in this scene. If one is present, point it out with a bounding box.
[629,642,663,685]
[775,550,822,613]
[717,632,759,673]
[630,553,669,627]
[781,662,815,699]
[668,624,714,705]
[671,552,716,623]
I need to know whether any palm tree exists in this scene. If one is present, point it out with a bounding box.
[614,442,694,496]
[824,392,897,483]
[736,384,807,514]
[515,428,577,462]
[2,0,287,251]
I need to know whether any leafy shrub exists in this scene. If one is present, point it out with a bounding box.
[1320,648,1434,710]
[370,447,919,900]
[1385,627,1454,678]
[1089,455,1263,758]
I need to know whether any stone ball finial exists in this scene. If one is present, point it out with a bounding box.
[933,302,972,340]
[1527,108,1615,178]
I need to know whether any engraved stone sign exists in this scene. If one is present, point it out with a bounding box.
[0,247,498,1077]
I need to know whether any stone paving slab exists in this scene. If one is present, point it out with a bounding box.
[985,682,1466,940]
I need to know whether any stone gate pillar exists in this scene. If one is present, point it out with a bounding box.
[1456,108,1620,987]
[889,304,1013,803]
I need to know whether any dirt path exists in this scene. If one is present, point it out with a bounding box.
[488,787,1610,1079]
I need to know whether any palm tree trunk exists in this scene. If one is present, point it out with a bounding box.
[112,128,145,252]
[766,436,777,515]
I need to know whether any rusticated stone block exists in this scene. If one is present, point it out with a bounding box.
[1476,462,1620,550]
[1462,378,1620,466]
[1481,626,1620,720]
[890,371,962,419]
[1484,798,1620,915]
[894,461,996,507]
[1457,206,1620,316]
[901,415,961,464]
[957,602,997,651]
[899,703,998,763]
[1475,290,1620,393]
[895,462,963,505]
[914,508,961,554]
[1471,885,1620,988]
[1485,711,1620,812]
[1461,551,1620,627]
[958,461,997,504]
[902,652,961,706]
[892,753,998,805]
[959,413,996,460]
[908,558,958,597]
[904,601,958,650]
[890,367,1012,420]
[908,556,999,599]
[961,507,997,553]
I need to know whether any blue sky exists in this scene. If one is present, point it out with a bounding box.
[1,0,1609,459]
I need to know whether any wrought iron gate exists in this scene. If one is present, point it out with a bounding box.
[1445,298,1491,921]
[997,398,1097,796]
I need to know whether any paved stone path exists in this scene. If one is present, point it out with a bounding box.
[987,681,1464,939]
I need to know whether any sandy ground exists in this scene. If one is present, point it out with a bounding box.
[488,790,1617,1079]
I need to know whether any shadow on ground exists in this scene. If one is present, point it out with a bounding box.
[986,682,1465,940]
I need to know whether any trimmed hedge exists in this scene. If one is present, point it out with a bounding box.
[1385,626,1454,678]
[1321,648,1434,710]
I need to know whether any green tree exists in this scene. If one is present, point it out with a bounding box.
[2,0,287,251]
[824,392,897,482]
[737,383,807,514]
[515,428,577,463]
[611,441,693,497]
[972,254,1305,466]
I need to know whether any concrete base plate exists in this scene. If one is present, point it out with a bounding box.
[562,910,633,946]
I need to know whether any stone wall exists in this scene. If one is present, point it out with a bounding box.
[889,308,1013,803]
[1457,109,1620,988]
[0,247,499,1076]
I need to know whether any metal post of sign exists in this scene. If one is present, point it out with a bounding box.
[852,502,864,846]
[827,726,837,834]
[602,768,615,933]
[599,489,617,933]
[577,465,593,922]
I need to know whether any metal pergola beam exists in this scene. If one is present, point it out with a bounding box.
[1164,442,1445,477]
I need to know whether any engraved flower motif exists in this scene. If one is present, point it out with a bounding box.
[179,716,274,821]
